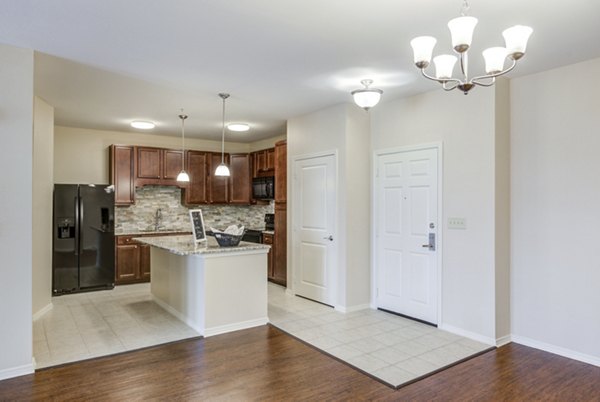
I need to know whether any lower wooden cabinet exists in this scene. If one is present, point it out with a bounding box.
[115,233,188,285]
[271,202,287,286]
[263,232,274,279]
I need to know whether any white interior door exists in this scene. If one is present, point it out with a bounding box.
[375,147,439,324]
[293,153,337,306]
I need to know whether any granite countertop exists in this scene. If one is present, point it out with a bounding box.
[262,230,274,235]
[116,229,191,236]
[134,235,270,256]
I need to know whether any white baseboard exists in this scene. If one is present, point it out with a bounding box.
[334,303,372,313]
[0,361,35,381]
[285,288,295,297]
[204,317,269,337]
[496,334,512,347]
[512,334,600,367]
[152,296,203,334]
[439,323,496,346]
[32,303,53,321]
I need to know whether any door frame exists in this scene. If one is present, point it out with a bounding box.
[370,142,444,325]
[290,150,339,307]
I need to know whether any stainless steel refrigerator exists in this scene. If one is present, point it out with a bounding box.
[53,184,115,295]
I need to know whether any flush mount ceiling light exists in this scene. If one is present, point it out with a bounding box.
[227,123,250,132]
[214,93,231,177]
[410,0,533,95]
[176,111,190,182]
[351,79,383,111]
[130,121,155,129]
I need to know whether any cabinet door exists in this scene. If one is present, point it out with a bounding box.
[139,244,151,280]
[163,149,184,180]
[137,147,162,179]
[229,153,251,204]
[110,145,135,205]
[256,151,266,173]
[273,203,287,285]
[274,141,287,203]
[266,148,275,172]
[185,151,209,204]
[263,233,274,278]
[209,153,229,204]
[116,244,139,283]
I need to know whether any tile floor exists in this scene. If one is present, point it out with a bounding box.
[33,283,200,369]
[267,283,493,388]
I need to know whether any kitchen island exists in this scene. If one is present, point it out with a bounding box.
[134,235,270,337]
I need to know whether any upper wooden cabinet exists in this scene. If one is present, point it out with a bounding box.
[136,147,184,186]
[229,153,252,204]
[274,140,287,203]
[209,153,230,204]
[252,148,275,178]
[184,150,209,205]
[110,145,135,205]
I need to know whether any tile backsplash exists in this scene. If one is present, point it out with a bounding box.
[115,186,274,234]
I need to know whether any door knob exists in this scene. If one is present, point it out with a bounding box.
[323,235,333,241]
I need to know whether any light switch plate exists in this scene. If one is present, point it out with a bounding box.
[448,217,466,230]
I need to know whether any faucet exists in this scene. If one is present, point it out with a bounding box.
[154,208,163,231]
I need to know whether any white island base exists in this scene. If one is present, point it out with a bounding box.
[145,239,270,337]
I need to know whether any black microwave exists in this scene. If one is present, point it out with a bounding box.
[252,176,274,200]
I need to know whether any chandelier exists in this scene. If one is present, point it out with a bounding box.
[410,1,532,94]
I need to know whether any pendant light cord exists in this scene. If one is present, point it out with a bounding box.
[219,93,230,164]
[179,110,188,171]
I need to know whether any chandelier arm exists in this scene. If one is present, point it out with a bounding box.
[471,59,517,86]
[420,69,464,86]
[442,81,460,91]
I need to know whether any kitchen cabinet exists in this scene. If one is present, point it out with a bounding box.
[272,202,287,286]
[184,150,210,205]
[115,232,189,285]
[262,232,274,279]
[252,148,275,178]
[135,147,184,186]
[274,140,287,203]
[110,145,135,205]
[115,237,142,284]
[209,153,229,204]
[229,153,252,204]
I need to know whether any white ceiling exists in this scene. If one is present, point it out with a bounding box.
[1,0,599,142]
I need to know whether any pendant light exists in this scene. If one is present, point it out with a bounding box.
[351,79,383,111]
[215,93,231,177]
[176,110,190,182]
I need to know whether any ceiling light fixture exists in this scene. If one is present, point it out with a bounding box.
[176,111,190,182]
[130,121,155,129]
[351,79,383,111]
[227,123,250,132]
[410,0,532,95]
[215,93,231,177]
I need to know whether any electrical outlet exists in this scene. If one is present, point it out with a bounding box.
[448,217,466,230]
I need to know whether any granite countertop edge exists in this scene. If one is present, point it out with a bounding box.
[133,235,270,256]
[116,230,192,236]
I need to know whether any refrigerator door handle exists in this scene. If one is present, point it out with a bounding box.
[74,196,79,256]
[79,196,84,249]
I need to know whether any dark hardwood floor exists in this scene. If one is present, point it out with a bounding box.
[1,325,599,401]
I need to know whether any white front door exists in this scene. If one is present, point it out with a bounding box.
[375,147,439,324]
[293,153,337,306]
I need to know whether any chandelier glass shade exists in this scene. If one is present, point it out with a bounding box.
[410,1,532,94]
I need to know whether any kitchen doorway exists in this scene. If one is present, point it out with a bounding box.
[292,152,337,306]
[373,145,442,325]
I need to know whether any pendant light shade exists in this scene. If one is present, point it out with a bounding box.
[215,93,231,177]
[351,79,383,111]
[176,111,190,182]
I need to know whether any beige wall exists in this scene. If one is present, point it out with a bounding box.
[54,126,285,184]
[0,43,34,379]
[287,103,371,310]
[511,57,600,362]
[32,97,54,317]
[370,86,501,342]
[494,79,511,341]
[248,134,286,152]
